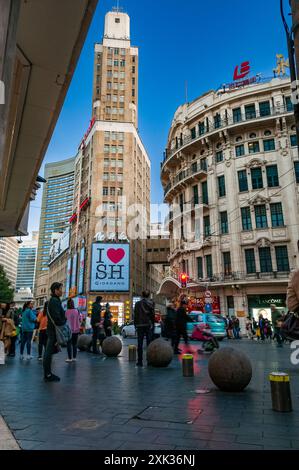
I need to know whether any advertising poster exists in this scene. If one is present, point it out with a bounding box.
[71,253,78,292]
[66,258,72,297]
[90,243,130,292]
[78,246,85,295]
[48,228,70,265]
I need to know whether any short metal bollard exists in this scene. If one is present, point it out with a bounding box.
[182,354,194,377]
[128,345,137,362]
[269,372,292,412]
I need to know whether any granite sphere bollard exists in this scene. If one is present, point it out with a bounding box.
[102,336,122,357]
[147,338,173,367]
[208,347,252,392]
[77,334,92,352]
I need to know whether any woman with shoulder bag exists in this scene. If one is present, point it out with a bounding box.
[20,301,36,360]
[65,299,81,362]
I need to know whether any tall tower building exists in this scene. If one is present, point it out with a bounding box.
[0,237,19,287]
[65,10,150,324]
[35,157,75,306]
[16,231,38,292]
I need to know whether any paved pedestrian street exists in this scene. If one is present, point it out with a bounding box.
[0,338,299,450]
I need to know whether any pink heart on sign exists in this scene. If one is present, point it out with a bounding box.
[107,248,125,264]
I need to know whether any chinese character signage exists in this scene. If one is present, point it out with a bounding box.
[90,243,130,292]
[66,258,72,297]
[71,253,78,290]
[78,246,85,295]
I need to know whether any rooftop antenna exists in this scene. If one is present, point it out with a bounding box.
[113,1,123,13]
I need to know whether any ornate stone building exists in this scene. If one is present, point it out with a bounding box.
[160,77,299,318]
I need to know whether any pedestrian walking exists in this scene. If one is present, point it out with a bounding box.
[20,301,36,360]
[65,299,81,362]
[134,290,155,367]
[5,302,19,356]
[174,299,190,354]
[246,318,254,340]
[37,302,48,360]
[232,317,240,339]
[258,315,265,341]
[43,282,66,382]
[91,296,103,354]
[226,316,234,339]
[164,301,177,349]
[0,304,17,355]
[103,303,113,337]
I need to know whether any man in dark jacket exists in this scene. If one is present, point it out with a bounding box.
[91,296,103,354]
[174,300,190,354]
[43,282,66,382]
[134,290,155,367]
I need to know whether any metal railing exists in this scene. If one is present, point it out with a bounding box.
[162,105,294,166]
[164,161,207,197]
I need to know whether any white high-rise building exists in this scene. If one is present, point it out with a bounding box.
[0,237,19,287]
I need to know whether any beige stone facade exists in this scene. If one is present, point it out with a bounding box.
[160,77,299,318]
[47,11,150,323]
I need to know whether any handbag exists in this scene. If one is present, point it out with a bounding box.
[47,306,72,346]
[281,312,299,340]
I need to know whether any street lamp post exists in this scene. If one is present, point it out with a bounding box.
[281,0,299,150]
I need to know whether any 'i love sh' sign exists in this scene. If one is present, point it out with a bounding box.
[90,243,130,292]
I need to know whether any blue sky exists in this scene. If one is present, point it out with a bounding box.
[28,0,289,233]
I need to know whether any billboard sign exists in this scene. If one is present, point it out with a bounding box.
[66,257,72,297]
[49,228,70,265]
[71,253,78,290]
[90,243,130,292]
[78,246,85,295]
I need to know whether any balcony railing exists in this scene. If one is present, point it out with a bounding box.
[161,105,293,166]
[164,161,207,197]
[197,271,290,283]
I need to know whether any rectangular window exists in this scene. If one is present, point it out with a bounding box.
[290,134,297,147]
[107,59,113,66]
[119,95,125,103]
[114,48,119,55]
[270,202,284,227]
[191,127,196,139]
[223,252,232,275]
[107,81,112,89]
[255,205,268,228]
[202,181,209,204]
[259,101,271,116]
[241,207,252,230]
[266,165,279,187]
[197,257,203,278]
[106,107,111,114]
[107,70,113,77]
[104,132,110,141]
[114,60,119,66]
[245,249,256,274]
[193,185,199,205]
[104,145,110,153]
[132,89,135,97]
[245,104,256,119]
[259,247,273,273]
[206,254,213,277]
[263,138,275,151]
[198,121,205,136]
[275,246,290,272]
[131,65,135,72]
[235,144,245,157]
[214,113,221,129]
[218,175,226,197]
[112,95,118,102]
[286,96,294,112]
[118,145,124,153]
[220,211,228,234]
[104,158,109,167]
[248,141,260,154]
[204,215,211,236]
[103,173,109,181]
[251,168,263,189]
[216,151,223,163]
[103,187,108,196]
[238,170,248,192]
[233,107,242,123]
[110,159,116,167]
[295,162,299,183]
[201,158,207,171]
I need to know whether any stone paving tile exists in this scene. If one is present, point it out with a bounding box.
[118,442,176,450]
[1,338,299,450]
[153,435,208,449]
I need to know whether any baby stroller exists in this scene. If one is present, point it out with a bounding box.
[191,324,219,353]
